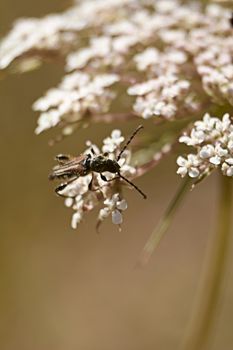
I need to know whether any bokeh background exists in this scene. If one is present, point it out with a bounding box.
[0,1,233,349]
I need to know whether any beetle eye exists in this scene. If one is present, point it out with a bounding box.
[103,152,109,157]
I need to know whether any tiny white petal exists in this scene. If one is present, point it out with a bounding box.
[215,144,228,157]
[209,156,221,165]
[177,167,188,177]
[226,167,233,177]
[71,212,82,229]
[99,208,110,220]
[65,198,73,207]
[112,210,123,225]
[176,156,187,167]
[112,193,120,202]
[199,145,214,159]
[187,154,200,166]
[228,140,233,152]
[117,199,128,211]
[111,129,121,138]
[188,168,200,178]
[179,135,192,145]
[225,158,233,165]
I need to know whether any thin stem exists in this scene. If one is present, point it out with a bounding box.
[91,112,138,123]
[181,175,233,350]
[139,177,191,266]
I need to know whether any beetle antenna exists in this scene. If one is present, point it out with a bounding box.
[117,125,144,161]
[118,173,147,199]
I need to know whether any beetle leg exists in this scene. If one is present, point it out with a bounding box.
[88,173,94,191]
[100,174,120,183]
[55,154,71,164]
[55,177,77,198]
[90,147,96,156]
[100,174,108,182]
[91,174,120,192]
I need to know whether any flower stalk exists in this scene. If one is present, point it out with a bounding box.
[181,174,232,350]
[139,176,191,266]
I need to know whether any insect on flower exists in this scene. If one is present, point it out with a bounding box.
[49,125,147,199]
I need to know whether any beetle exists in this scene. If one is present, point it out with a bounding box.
[49,125,147,199]
[230,12,233,27]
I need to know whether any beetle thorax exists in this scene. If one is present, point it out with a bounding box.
[90,155,120,173]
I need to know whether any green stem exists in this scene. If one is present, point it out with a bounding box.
[139,177,191,266]
[181,175,233,350]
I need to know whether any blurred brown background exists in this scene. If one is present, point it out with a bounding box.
[0,1,233,350]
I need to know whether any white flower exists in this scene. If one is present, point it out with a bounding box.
[209,155,221,166]
[128,80,159,96]
[177,155,200,178]
[134,48,159,71]
[129,72,193,121]
[222,162,233,177]
[98,193,128,227]
[59,175,92,198]
[102,129,124,153]
[225,158,233,166]
[199,145,215,159]
[112,210,123,225]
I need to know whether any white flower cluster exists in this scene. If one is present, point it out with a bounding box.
[134,47,188,75]
[189,5,233,107]
[0,0,135,69]
[0,14,85,70]
[194,46,233,106]
[56,129,137,230]
[98,194,128,227]
[66,35,133,72]
[33,72,119,134]
[177,113,233,179]
[1,0,233,131]
[128,75,195,120]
